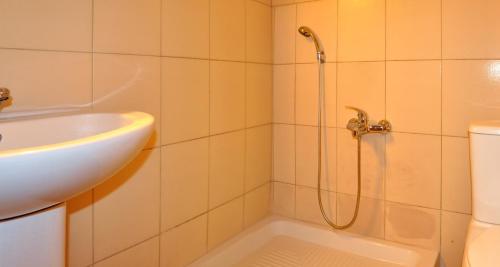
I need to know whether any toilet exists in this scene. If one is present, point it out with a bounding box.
[463,121,500,267]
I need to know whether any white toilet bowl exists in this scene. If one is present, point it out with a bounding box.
[463,121,500,267]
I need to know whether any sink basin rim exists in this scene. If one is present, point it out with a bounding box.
[0,111,154,158]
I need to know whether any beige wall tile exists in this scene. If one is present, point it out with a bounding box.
[442,137,471,214]
[160,215,207,267]
[93,149,160,261]
[0,50,92,115]
[93,54,161,148]
[295,126,336,191]
[210,61,246,134]
[161,0,209,58]
[386,61,441,135]
[443,60,500,137]
[256,0,272,5]
[337,62,385,128]
[273,64,295,124]
[296,186,336,225]
[94,237,159,267]
[386,0,441,60]
[162,58,209,144]
[337,194,384,238]
[93,0,161,55]
[337,129,385,199]
[386,202,441,250]
[295,63,336,127]
[272,0,295,6]
[338,0,385,61]
[272,182,296,217]
[161,139,209,231]
[208,197,244,250]
[209,131,245,208]
[273,124,296,183]
[441,211,470,267]
[247,0,273,63]
[386,133,441,209]
[0,0,92,51]
[244,184,271,227]
[210,0,246,61]
[443,0,500,59]
[246,64,272,127]
[273,5,296,64]
[296,0,337,63]
[67,191,93,267]
[246,126,272,191]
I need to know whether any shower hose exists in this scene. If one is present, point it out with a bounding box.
[316,62,361,230]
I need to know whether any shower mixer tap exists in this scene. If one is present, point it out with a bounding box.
[0,88,11,104]
[346,106,391,138]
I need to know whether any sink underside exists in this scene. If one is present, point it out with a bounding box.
[0,112,154,220]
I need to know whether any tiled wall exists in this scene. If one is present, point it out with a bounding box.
[0,0,272,266]
[271,0,500,266]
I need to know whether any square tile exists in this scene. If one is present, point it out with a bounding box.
[67,191,93,267]
[247,0,272,63]
[244,184,271,227]
[208,197,244,250]
[93,149,161,261]
[337,194,384,238]
[246,126,272,191]
[386,133,441,209]
[443,60,500,137]
[0,50,92,115]
[210,0,246,61]
[442,137,471,214]
[161,139,209,231]
[295,186,336,226]
[272,182,295,217]
[386,0,441,60]
[93,0,161,55]
[160,215,207,267]
[94,237,159,267]
[209,131,245,208]
[441,211,471,267]
[273,124,295,184]
[385,202,441,250]
[443,0,500,59]
[295,63,336,127]
[246,63,272,127]
[295,126,336,191]
[161,0,209,58]
[273,64,295,124]
[273,5,296,64]
[338,0,385,61]
[0,0,92,51]
[337,62,385,128]
[93,54,161,148]
[162,58,209,144]
[210,61,245,134]
[296,0,337,63]
[337,129,385,199]
[386,61,441,135]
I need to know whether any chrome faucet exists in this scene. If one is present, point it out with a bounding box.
[0,88,10,103]
[346,106,391,138]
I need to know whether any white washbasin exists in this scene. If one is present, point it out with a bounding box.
[0,112,154,220]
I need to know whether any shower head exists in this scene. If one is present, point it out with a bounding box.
[298,26,325,63]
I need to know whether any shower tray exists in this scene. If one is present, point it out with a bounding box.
[190,216,439,267]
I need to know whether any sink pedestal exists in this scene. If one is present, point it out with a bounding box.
[0,204,66,267]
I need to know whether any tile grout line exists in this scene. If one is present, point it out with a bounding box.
[158,0,164,264]
[206,0,212,252]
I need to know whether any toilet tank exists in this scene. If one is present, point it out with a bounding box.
[470,121,500,224]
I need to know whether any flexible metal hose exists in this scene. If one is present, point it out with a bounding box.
[316,62,361,230]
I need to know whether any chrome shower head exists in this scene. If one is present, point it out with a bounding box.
[298,26,325,63]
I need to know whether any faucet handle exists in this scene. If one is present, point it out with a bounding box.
[346,106,368,123]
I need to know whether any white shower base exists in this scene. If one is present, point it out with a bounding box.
[190,216,438,267]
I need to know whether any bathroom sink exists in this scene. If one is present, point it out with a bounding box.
[0,112,154,220]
